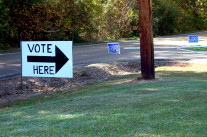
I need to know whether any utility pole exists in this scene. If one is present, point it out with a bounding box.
[138,0,155,79]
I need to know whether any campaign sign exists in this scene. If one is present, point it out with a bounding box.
[108,43,120,54]
[21,41,73,78]
[188,36,199,43]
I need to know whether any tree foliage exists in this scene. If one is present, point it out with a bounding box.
[153,0,207,35]
[0,0,207,49]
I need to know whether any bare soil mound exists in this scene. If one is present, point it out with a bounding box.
[0,60,186,105]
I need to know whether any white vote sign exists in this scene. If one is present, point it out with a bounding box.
[21,41,73,78]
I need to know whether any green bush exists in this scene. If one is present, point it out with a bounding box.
[153,1,180,35]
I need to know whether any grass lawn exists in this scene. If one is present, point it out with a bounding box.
[0,63,207,136]
[74,37,139,46]
[0,48,20,54]
[190,45,207,51]
[0,37,139,54]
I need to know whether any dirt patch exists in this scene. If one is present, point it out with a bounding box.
[170,63,189,67]
[0,60,187,105]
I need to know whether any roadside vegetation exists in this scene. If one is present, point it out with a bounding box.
[0,63,207,136]
[1,0,207,50]
[0,36,138,53]
[190,45,207,51]
[0,48,20,54]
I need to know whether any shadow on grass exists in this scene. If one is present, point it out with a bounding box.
[0,60,182,96]
[0,60,202,107]
[157,70,207,79]
[0,66,207,136]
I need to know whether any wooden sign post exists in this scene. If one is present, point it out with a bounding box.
[138,0,155,79]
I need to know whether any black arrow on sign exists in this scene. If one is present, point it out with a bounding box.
[27,46,69,73]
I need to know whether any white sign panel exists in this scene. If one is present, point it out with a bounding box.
[108,43,120,54]
[21,41,73,78]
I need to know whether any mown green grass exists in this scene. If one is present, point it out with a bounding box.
[0,37,139,54]
[190,45,207,51]
[0,48,20,54]
[74,37,139,46]
[0,63,207,136]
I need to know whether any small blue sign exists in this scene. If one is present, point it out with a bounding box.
[188,36,199,43]
[108,43,120,54]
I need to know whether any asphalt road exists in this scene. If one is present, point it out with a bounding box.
[0,31,207,78]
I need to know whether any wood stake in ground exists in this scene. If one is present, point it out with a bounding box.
[138,0,155,79]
